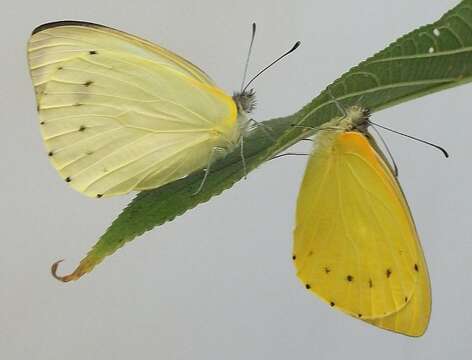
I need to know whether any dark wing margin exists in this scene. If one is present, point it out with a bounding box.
[32,20,109,35]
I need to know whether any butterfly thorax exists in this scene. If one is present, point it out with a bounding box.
[233,88,256,117]
[320,105,369,132]
[336,106,371,133]
[316,106,371,152]
[233,88,257,137]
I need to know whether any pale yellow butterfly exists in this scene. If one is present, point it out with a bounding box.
[27,21,257,198]
[293,105,431,336]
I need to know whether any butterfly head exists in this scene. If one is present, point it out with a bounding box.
[339,105,371,133]
[233,88,257,115]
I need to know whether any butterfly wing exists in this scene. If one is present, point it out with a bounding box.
[28,21,238,197]
[365,244,430,336]
[293,131,431,336]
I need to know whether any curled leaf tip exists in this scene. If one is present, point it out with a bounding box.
[51,259,80,282]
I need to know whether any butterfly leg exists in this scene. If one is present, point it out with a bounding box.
[327,88,347,117]
[192,146,227,195]
[369,126,399,177]
[240,134,247,179]
[237,118,273,181]
[354,95,365,106]
[248,118,274,141]
[269,152,309,161]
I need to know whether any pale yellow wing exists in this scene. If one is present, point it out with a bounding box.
[29,21,216,87]
[293,131,431,336]
[27,21,238,197]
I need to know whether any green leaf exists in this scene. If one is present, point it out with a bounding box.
[52,0,472,281]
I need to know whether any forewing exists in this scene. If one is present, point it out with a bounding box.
[30,21,216,85]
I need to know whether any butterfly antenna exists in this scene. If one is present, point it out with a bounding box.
[368,121,449,158]
[240,22,257,92]
[370,124,399,176]
[242,40,301,93]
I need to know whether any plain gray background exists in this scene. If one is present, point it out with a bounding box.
[1,0,471,359]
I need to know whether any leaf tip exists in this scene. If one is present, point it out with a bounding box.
[51,259,84,283]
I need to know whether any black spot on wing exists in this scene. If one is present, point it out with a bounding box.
[79,125,86,132]
[292,255,296,260]
[96,194,103,198]
[89,50,97,55]
[368,279,373,288]
[48,151,54,157]
[346,275,353,282]
[65,177,71,182]
[414,263,419,272]
[330,301,335,307]
[305,284,311,290]
[386,269,392,278]
[84,81,93,87]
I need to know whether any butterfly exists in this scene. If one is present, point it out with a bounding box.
[27,21,256,198]
[293,105,431,336]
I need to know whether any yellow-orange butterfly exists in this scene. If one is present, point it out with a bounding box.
[293,105,431,336]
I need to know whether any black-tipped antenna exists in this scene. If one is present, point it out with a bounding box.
[242,40,301,93]
[369,121,449,158]
[240,23,257,92]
